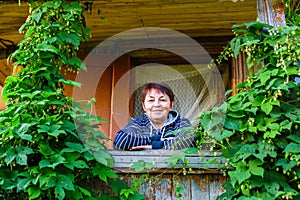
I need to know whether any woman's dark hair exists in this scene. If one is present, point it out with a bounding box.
[141,82,175,104]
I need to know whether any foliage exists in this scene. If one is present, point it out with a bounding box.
[199,6,300,200]
[281,0,300,26]
[0,0,122,199]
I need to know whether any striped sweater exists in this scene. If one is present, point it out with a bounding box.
[113,110,195,150]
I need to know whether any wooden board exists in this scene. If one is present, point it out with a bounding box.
[109,149,227,173]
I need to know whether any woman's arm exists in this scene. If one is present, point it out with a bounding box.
[113,123,151,150]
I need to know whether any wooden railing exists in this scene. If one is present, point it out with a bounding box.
[91,150,227,200]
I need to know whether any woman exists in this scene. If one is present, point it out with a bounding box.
[113,82,195,150]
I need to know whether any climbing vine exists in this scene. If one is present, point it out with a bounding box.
[0,1,140,199]
[199,1,300,199]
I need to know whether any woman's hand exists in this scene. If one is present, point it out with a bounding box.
[130,145,152,150]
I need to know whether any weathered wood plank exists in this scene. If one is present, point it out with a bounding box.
[109,150,227,173]
[191,175,210,199]
[94,173,227,199]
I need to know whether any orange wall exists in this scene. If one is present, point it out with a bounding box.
[0,86,6,110]
[65,53,132,148]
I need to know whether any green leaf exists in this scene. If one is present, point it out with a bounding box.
[39,159,51,169]
[31,10,42,23]
[265,182,280,196]
[51,155,66,167]
[248,159,264,177]
[259,71,271,85]
[263,130,280,139]
[131,192,147,200]
[234,144,256,161]
[144,162,154,170]
[28,186,41,200]
[59,79,81,88]
[39,143,55,156]
[261,102,273,115]
[130,160,147,172]
[64,2,82,14]
[40,91,56,98]
[249,126,257,133]
[287,135,300,143]
[39,155,66,169]
[55,185,65,200]
[76,185,91,197]
[62,121,76,131]
[276,158,297,171]
[219,129,234,141]
[204,158,217,167]
[108,179,130,194]
[224,119,243,131]
[252,95,264,106]
[36,43,59,54]
[92,165,118,182]
[120,188,134,199]
[65,33,81,47]
[5,147,16,165]
[16,154,28,165]
[281,120,293,131]
[182,147,198,154]
[83,151,94,161]
[17,177,31,191]
[230,37,241,58]
[38,125,49,133]
[228,162,251,185]
[16,146,34,155]
[270,100,280,106]
[15,123,33,141]
[286,67,298,75]
[74,160,89,169]
[63,152,80,170]
[167,153,185,165]
[227,111,245,118]
[19,133,33,141]
[284,143,300,153]
[93,150,114,167]
[39,171,57,188]
[201,106,226,132]
[48,125,65,137]
[57,174,75,191]
[64,142,85,153]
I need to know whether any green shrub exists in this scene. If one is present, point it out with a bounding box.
[0,1,117,199]
[199,8,300,200]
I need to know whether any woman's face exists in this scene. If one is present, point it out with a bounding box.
[142,88,174,125]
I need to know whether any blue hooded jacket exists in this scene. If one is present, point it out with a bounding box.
[113,110,195,150]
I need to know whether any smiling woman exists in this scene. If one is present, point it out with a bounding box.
[113,82,196,151]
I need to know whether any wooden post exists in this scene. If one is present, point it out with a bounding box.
[257,0,286,27]
[230,52,247,95]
